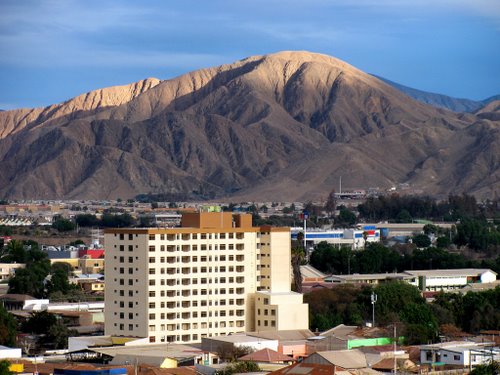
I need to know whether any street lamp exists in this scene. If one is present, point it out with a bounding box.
[371,292,377,327]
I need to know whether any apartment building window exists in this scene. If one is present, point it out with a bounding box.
[201,233,207,239]
[149,313,156,319]
[149,325,155,332]
[119,267,124,274]
[128,267,133,274]
[128,245,133,251]
[119,256,124,263]
[119,323,124,330]
[149,257,155,263]
[119,290,124,296]
[129,313,133,319]
[149,302,155,309]
[119,279,124,285]
[119,301,124,308]
[128,290,133,297]
[129,302,133,308]
[119,245,124,251]
[149,279,155,286]
[149,234,155,240]
[119,312,124,319]
[149,291,156,297]
[128,279,133,285]
[149,268,155,274]
[149,245,155,252]
[119,234,124,240]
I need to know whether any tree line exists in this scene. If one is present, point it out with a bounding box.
[305,281,500,344]
[310,242,500,275]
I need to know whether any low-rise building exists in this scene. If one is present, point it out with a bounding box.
[404,269,497,292]
[420,341,500,368]
[0,263,24,281]
[291,227,381,250]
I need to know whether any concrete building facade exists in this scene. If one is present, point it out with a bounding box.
[104,212,308,344]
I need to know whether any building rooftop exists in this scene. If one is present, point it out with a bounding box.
[239,348,293,363]
[308,349,368,369]
[92,343,206,360]
[404,268,497,277]
[300,265,326,279]
[247,330,315,341]
[203,334,274,344]
[327,273,413,282]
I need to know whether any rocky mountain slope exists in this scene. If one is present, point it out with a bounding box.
[0,51,498,200]
[373,75,500,113]
[0,78,160,139]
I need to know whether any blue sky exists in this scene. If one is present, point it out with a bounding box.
[1,0,499,109]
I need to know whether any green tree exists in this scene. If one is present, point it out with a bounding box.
[396,209,412,223]
[52,217,76,232]
[436,236,451,249]
[101,213,134,228]
[8,246,51,297]
[21,311,75,349]
[0,360,13,375]
[291,232,305,293]
[219,361,260,374]
[337,208,357,227]
[21,311,57,334]
[0,305,17,347]
[324,189,337,218]
[413,234,431,248]
[470,361,500,375]
[74,214,100,227]
[2,239,26,263]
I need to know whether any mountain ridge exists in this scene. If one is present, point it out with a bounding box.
[373,75,500,113]
[0,51,498,200]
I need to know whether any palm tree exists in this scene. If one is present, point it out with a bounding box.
[291,232,305,293]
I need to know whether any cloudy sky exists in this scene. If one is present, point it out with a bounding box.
[1,0,499,109]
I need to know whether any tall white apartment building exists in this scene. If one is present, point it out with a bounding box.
[104,211,308,344]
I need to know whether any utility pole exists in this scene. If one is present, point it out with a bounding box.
[371,292,377,327]
[303,210,309,256]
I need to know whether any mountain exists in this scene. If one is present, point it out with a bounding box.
[373,75,500,113]
[0,78,160,140]
[0,51,498,201]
